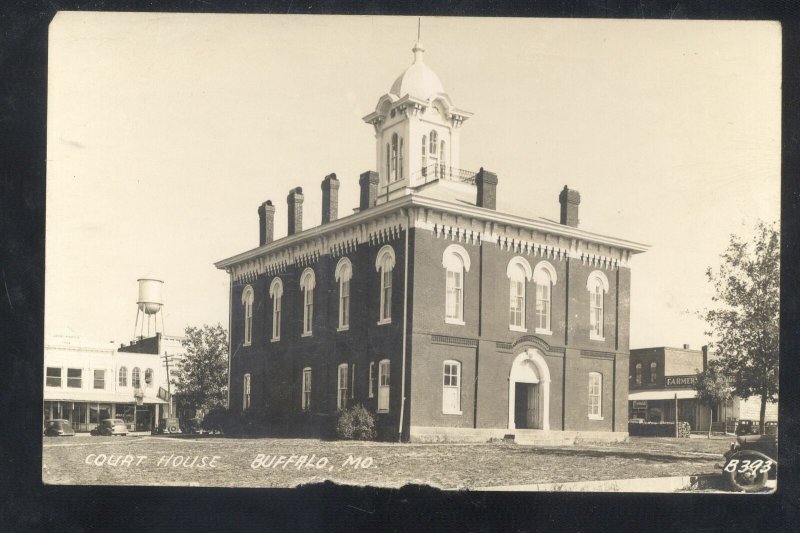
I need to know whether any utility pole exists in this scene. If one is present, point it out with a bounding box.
[163,351,173,418]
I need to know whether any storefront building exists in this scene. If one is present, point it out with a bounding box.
[43,330,170,432]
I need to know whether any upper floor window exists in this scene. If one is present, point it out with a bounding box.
[302,367,312,411]
[337,363,349,411]
[650,362,657,384]
[443,244,471,325]
[335,258,353,331]
[376,246,395,324]
[243,373,251,411]
[118,366,127,387]
[399,137,404,180]
[429,130,438,156]
[269,277,283,341]
[144,368,153,386]
[67,368,82,388]
[587,271,610,341]
[421,135,427,174]
[94,369,105,390]
[132,367,141,389]
[378,359,390,412]
[242,285,254,346]
[46,367,62,387]
[386,143,391,181]
[301,268,316,336]
[635,362,642,385]
[390,133,399,182]
[442,360,462,414]
[533,261,558,335]
[439,140,447,175]
[588,372,602,419]
[506,256,533,331]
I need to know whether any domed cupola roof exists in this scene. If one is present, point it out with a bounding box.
[389,41,447,101]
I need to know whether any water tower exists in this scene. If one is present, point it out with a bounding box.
[133,277,165,339]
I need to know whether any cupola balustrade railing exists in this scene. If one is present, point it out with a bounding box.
[412,164,477,185]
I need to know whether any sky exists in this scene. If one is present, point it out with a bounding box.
[45,13,781,350]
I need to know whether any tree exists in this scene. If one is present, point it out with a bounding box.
[694,359,735,438]
[703,221,779,434]
[173,324,229,416]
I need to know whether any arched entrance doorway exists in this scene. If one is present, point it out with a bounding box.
[508,348,551,430]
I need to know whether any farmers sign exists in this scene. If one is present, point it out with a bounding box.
[665,375,698,388]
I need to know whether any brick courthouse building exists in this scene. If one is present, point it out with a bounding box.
[215,40,648,441]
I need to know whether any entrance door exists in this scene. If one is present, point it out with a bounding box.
[514,383,540,429]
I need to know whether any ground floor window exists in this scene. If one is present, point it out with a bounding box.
[243,373,251,411]
[337,364,349,411]
[378,359,390,412]
[43,401,152,432]
[302,368,312,411]
[588,372,602,419]
[442,360,461,414]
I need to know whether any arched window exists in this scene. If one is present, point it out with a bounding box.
[442,360,462,414]
[300,268,315,336]
[375,246,395,324]
[118,366,127,387]
[635,362,643,385]
[421,135,427,176]
[132,367,141,389]
[533,261,558,334]
[506,256,533,331]
[302,367,312,411]
[337,363,349,411]
[443,244,471,324]
[269,277,283,341]
[399,137,404,180]
[243,373,251,410]
[335,258,353,330]
[391,133,398,182]
[650,362,657,384]
[429,130,439,177]
[588,372,602,419]
[587,271,610,340]
[378,359,390,412]
[144,368,153,386]
[386,143,390,181]
[429,130,438,155]
[242,285,254,346]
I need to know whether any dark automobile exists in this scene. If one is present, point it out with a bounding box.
[44,419,75,437]
[180,417,203,435]
[721,430,778,492]
[91,418,128,436]
[735,420,760,436]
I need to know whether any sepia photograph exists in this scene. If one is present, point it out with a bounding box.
[42,13,780,493]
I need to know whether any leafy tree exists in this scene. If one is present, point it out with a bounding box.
[694,359,735,437]
[703,221,779,434]
[173,324,229,415]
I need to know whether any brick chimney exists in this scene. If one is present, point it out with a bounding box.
[359,171,379,211]
[287,187,304,236]
[559,185,581,227]
[257,200,275,246]
[321,173,340,224]
[476,168,498,210]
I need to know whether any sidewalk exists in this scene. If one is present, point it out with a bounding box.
[471,475,777,493]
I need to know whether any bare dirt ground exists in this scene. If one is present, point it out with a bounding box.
[42,435,731,490]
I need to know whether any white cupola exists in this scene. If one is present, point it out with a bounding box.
[363,39,473,205]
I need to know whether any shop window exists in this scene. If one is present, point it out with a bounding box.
[67,368,82,388]
[118,366,127,387]
[243,373,251,411]
[588,372,602,419]
[442,360,462,414]
[242,285,254,346]
[443,244,471,325]
[132,367,141,389]
[378,359,390,412]
[587,271,609,340]
[507,256,532,331]
[335,258,352,330]
[46,367,62,387]
[337,363,349,411]
[301,268,316,336]
[376,246,395,324]
[270,277,283,341]
[94,369,105,390]
[302,368,312,411]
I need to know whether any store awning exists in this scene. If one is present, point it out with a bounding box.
[629,390,697,401]
[44,390,167,404]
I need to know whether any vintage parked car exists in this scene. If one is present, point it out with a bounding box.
[156,417,182,434]
[721,430,778,492]
[44,419,75,437]
[180,417,203,435]
[91,418,129,436]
